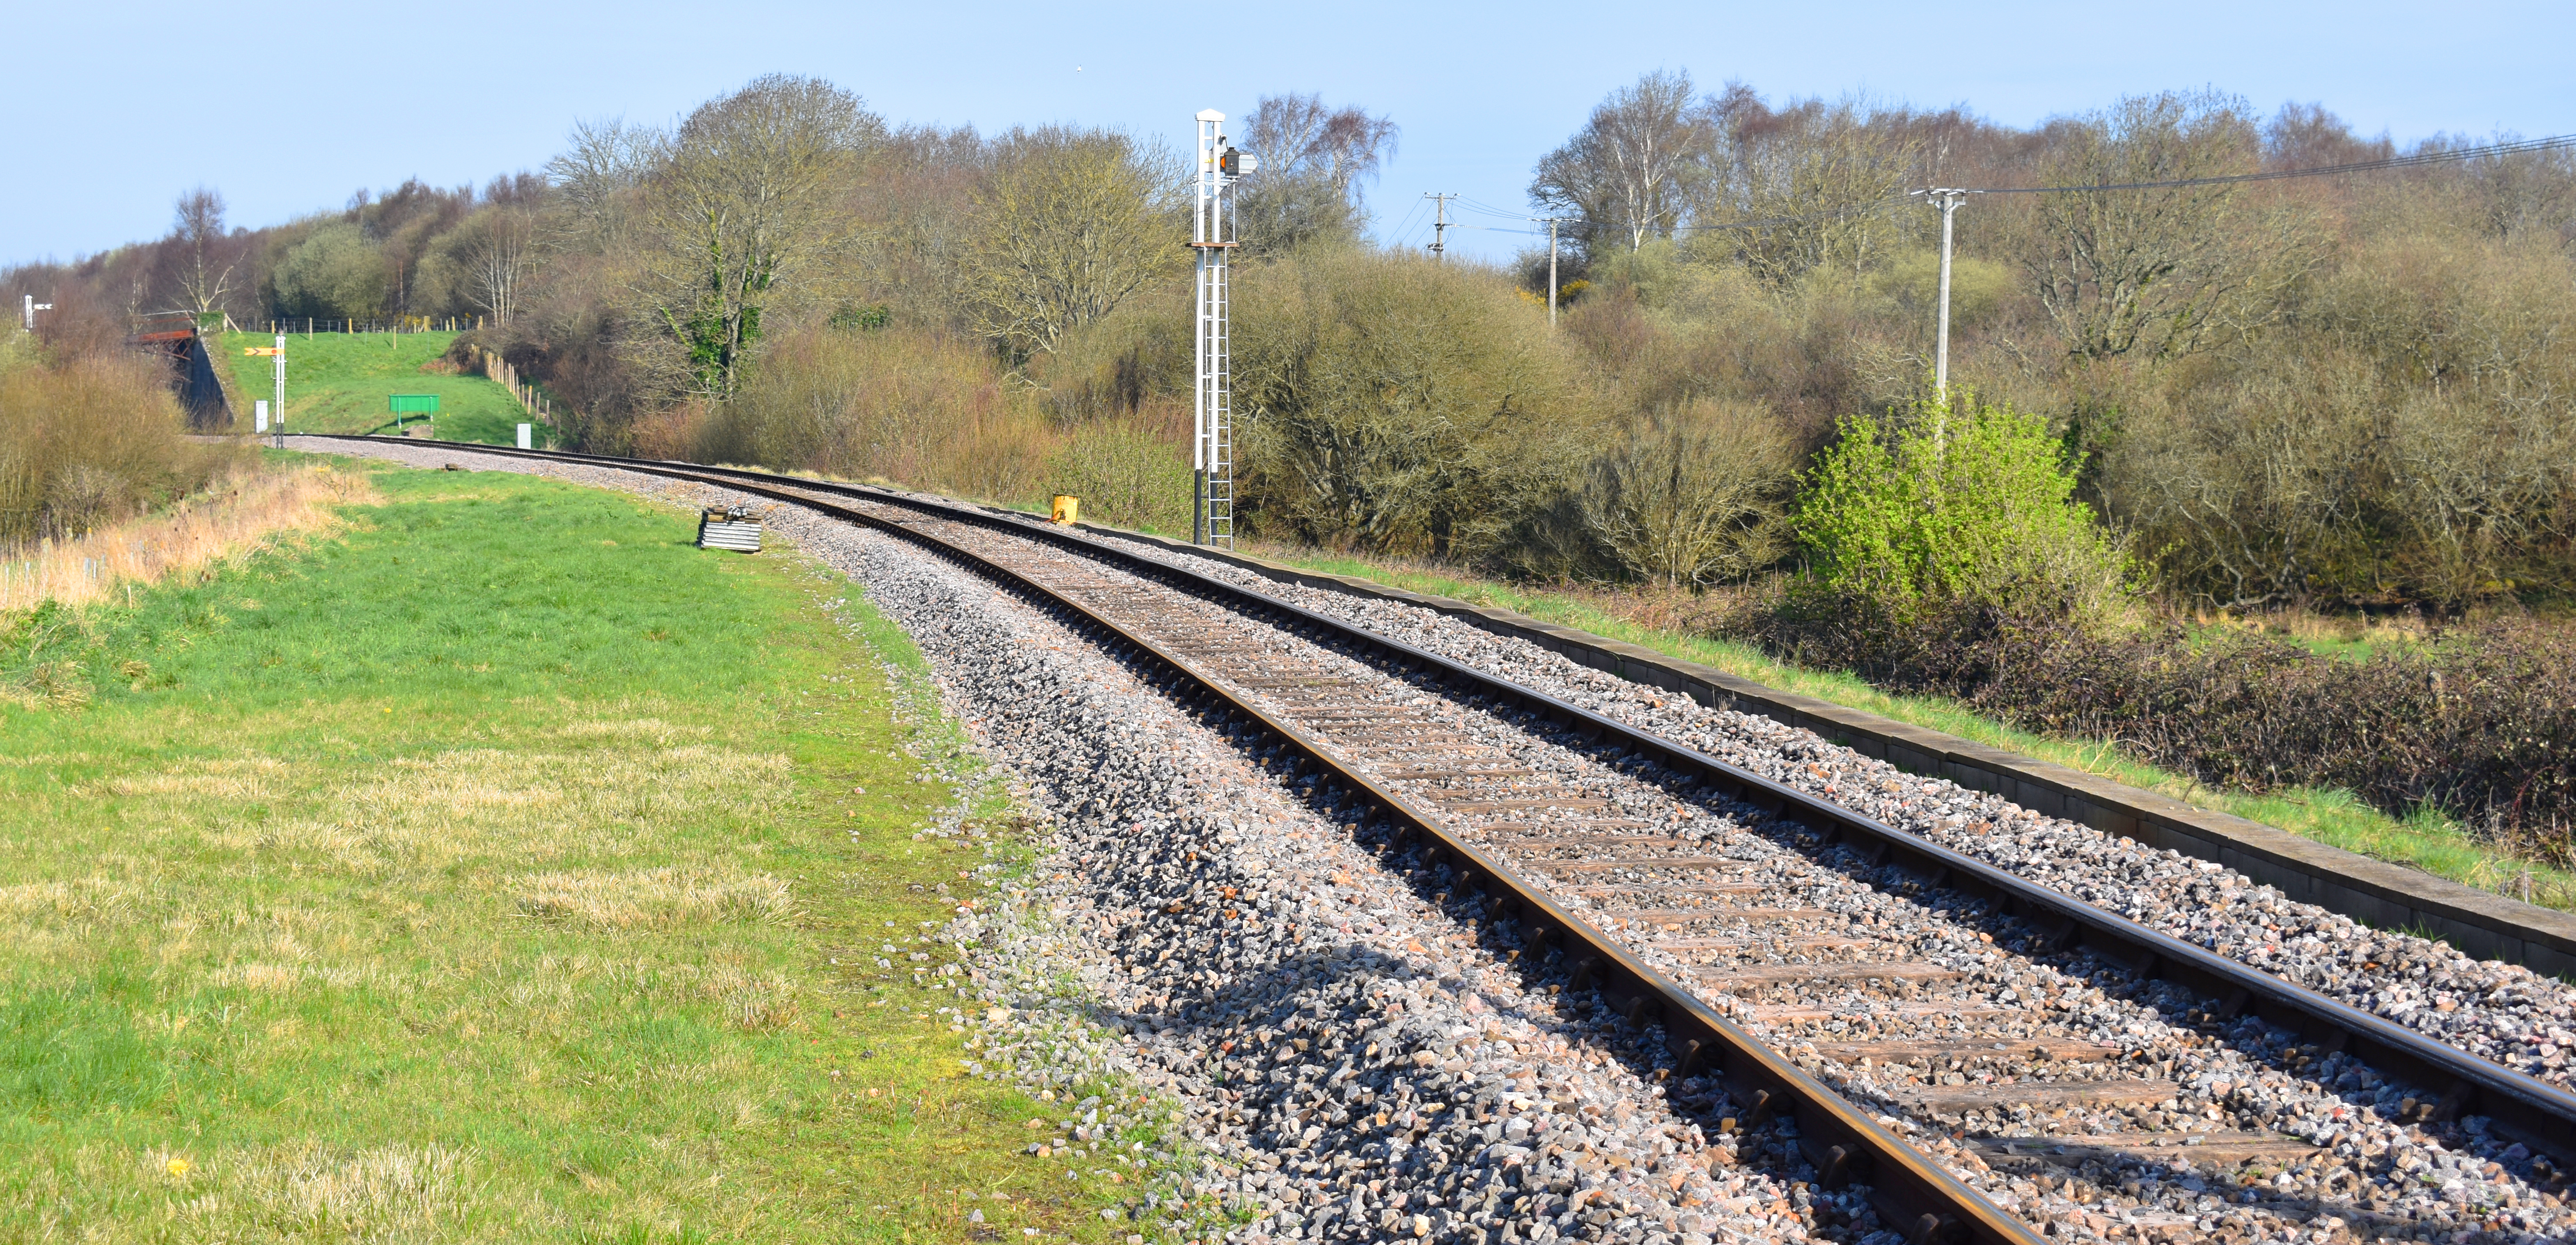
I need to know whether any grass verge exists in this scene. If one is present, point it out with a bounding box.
[0,457,1132,1241]
[219,330,547,447]
[1237,544,2576,917]
[0,461,372,617]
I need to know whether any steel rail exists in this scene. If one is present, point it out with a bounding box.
[322,436,2031,1245]
[320,435,2576,1219]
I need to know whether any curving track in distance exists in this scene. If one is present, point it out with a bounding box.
[312,436,2576,1245]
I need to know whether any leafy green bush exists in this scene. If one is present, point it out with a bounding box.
[1791,386,2128,626]
[270,222,387,320]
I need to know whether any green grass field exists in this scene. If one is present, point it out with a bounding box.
[0,459,1133,1240]
[1240,545,2576,917]
[221,331,554,448]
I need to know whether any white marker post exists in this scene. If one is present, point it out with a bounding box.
[254,400,269,433]
[516,423,532,449]
[273,333,286,448]
[243,338,287,446]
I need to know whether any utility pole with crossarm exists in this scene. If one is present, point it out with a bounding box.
[1916,188,1969,399]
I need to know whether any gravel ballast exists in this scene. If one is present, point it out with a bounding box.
[293,442,2576,1243]
[297,441,1818,1245]
[1099,535,2576,1095]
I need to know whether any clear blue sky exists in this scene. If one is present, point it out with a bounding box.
[10,0,2571,268]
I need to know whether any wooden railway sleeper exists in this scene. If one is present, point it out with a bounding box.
[1676,1038,1708,1077]
[1821,1143,1872,1191]
[401,439,2576,1240]
[2430,1079,2475,1124]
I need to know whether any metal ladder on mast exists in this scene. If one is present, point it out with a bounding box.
[1191,108,1239,550]
[1205,247,1232,547]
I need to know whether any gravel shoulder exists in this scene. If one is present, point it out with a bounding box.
[291,442,2576,1244]
[1096,533,2576,1096]
[293,440,1820,1245]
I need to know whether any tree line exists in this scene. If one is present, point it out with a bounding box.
[1518,75,2576,611]
[8,71,2572,612]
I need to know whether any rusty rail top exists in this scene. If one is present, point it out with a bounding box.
[312,434,2576,1238]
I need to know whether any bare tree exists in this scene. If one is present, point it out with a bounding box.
[957,126,1186,359]
[2028,90,2319,359]
[2263,102,2390,170]
[461,208,540,324]
[1713,99,1919,287]
[2453,139,2576,246]
[636,75,886,398]
[1235,94,1398,253]
[546,117,660,255]
[1580,398,1794,586]
[1530,70,1721,254]
[168,187,236,323]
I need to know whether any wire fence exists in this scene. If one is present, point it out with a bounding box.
[256,316,491,336]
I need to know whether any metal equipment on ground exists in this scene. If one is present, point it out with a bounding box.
[695,504,761,552]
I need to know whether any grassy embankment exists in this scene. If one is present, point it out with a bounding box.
[1237,544,2576,917]
[0,459,1142,1241]
[220,330,551,447]
[0,465,367,616]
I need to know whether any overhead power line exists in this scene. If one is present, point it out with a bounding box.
[1385,131,2575,266]
[1529,132,2576,242]
[1453,195,1530,221]
[1381,196,1432,246]
[1954,131,2576,197]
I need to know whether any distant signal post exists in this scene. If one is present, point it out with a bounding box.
[1191,109,1254,548]
[244,337,286,447]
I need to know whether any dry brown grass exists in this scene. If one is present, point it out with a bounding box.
[0,465,378,615]
[2190,605,2435,654]
[166,1141,480,1241]
[513,866,796,929]
[0,330,253,541]
[152,742,790,875]
[12,1142,484,1245]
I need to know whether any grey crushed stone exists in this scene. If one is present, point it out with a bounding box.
[295,442,2574,1241]
[293,440,1823,1245]
[1102,534,2576,1094]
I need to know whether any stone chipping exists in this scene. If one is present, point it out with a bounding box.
[1100,535,2576,1096]
[293,441,1823,1245]
[293,441,2576,1243]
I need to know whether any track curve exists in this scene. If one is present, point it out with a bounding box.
[300,436,2576,1245]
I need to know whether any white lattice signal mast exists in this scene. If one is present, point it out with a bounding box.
[1193,109,1254,547]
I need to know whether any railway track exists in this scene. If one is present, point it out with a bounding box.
[306,436,2576,1245]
